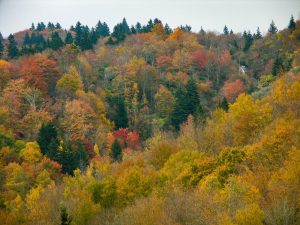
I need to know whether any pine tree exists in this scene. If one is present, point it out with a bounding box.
[164,23,172,34]
[55,22,62,29]
[47,22,55,30]
[60,206,72,225]
[0,33,4,58]
[114,96,128,129]
[109,139,122,162]
[268,20,278,34]
[219,97,229,112]
[80,26,92,50]
[135,22,142,33]
[90,28,98,45]
[96,21,110,37]
[8,34,19,59]
[74,21,83,46]
[49,31,63,50]
[37,22,46,31]
[272,56,283,75]
[23,32,31,46]
[65,32,73,44]
[31,23,35,30]
[243,31,253,51]
[230,29,234,35]
[288,15,296,30]
[223,25,229,35]
[37,122,59,159]
[255,27,262,39]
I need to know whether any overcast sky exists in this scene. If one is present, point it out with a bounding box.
[0,0,299,37]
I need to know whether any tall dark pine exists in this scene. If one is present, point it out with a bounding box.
[112,18,131,43]
[219,97,229,112]
[164,23,172,35]
[47,22,55,30]
[37,122,59,160]
[170,79,201,130]
[37,22,46,31]
[48,32,63,50]
[74,22,83,46]
[23,32,31,46]
[268,20,278,34]
[96,21,110,37]
[31,23,35,30]
[64,32,73,44]
[255,27,262,39]
[0,33,3,58]
[288,15,296,31]
[109,139,122,162]
[243,31,253,51]
[223,25,229,35]
[80,26,92,50]
[8,34,19,59]
[55,23,62,29]
[114,96,128,129]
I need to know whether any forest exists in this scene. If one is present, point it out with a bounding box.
[0,16,300,224]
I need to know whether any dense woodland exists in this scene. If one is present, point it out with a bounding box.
[0,16,300,224]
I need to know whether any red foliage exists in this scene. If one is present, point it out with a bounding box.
[17,54,59,93]
[191,50,207,69]
[110,128,141,151]
[222,79,245,102]
[156,55,172,70]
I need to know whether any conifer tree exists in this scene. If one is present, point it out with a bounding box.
[65,32,73,44]
[255,27,262,39]
[288,15,296,30]
[55,22,62,29]
[219,97,229,112]
[223,25,229,35]
[109,139,122,162]
[49,31,63,50]
[0,32,4,58]
[8,34,19,58]
[268,20,278,34]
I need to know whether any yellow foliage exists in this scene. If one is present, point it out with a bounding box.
[20,142,42,164]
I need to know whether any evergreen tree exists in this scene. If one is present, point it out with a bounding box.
[47,22,55,30]
[49,31,63,50]
[255,27,262,39]
[114,96,128,129]
[37,122,59,160]
[200,26,205,35]
[130,25,137,34]
[272,56,283,75]
[288,15,296,31]
[60,206,72,225]
[74,21,83,46]
[36,33,47,52]
[0,33,4,58]
[37,22,46,31]
[268,20,278,34]
[106,36,115,45]
[112,18,131,43]
[230,29,234,35]
[8,34,19,59]
[80,26,92,50]
[56,141,89,175]
[65,32,73,44]
[219,97,229,112]
[90,28,98,45]
[243,31,253,51]
[223,25,229,35]
[164,23,172,34]
[55,22,62,29]
[95,21,110,37]
[135,22,142,33]
[109,139,122,162]
[170,79,201,130]
[23,32,31,46]
[31,23,35,30]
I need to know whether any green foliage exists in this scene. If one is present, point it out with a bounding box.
[109,139,122,162]
[8,34,19,59]
[37,122,59,159]
[60,206,72,225]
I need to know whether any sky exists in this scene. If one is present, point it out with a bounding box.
[0,0,299,37]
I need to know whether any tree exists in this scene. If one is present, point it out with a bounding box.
[96,21,110,37]
[255,27,262,39]
[288,15,296,31]
[8,34,19,59]
[48,31,64,50]
[272,55,283,76]
[55,22,62,29]
[111,18,131,43]
[108,96,129,129]
[64,32,73,44]
[268,20,278,34]
[219,97,229,112]
[36,22,46,31]
[37,122,59,159]
[60,206,72,225]
[0,32,3,58]
[109,139,122,161]
[170,79,201,130]
[222,79,245,102]
[223,25,229,35]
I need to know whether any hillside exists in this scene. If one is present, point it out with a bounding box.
[0,17,300,225]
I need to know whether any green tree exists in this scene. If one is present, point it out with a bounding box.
[37,122,59,159]
[108,96,128,129]
[223,25,229,35]
[219,97,229,112]
[109,139,122,162]
[60,206,72,225]
[0,33,3,58]
[255,27,262,39]
[48,31,64,50]
[111,18,131,43]
[96,21,110,37]
[268,20,278,34]
[8,34,19,58]
[272,56,283,75]
[288,15,296,31]
[65,32,73,44]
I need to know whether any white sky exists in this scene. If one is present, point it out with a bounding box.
[0,0,299,37]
